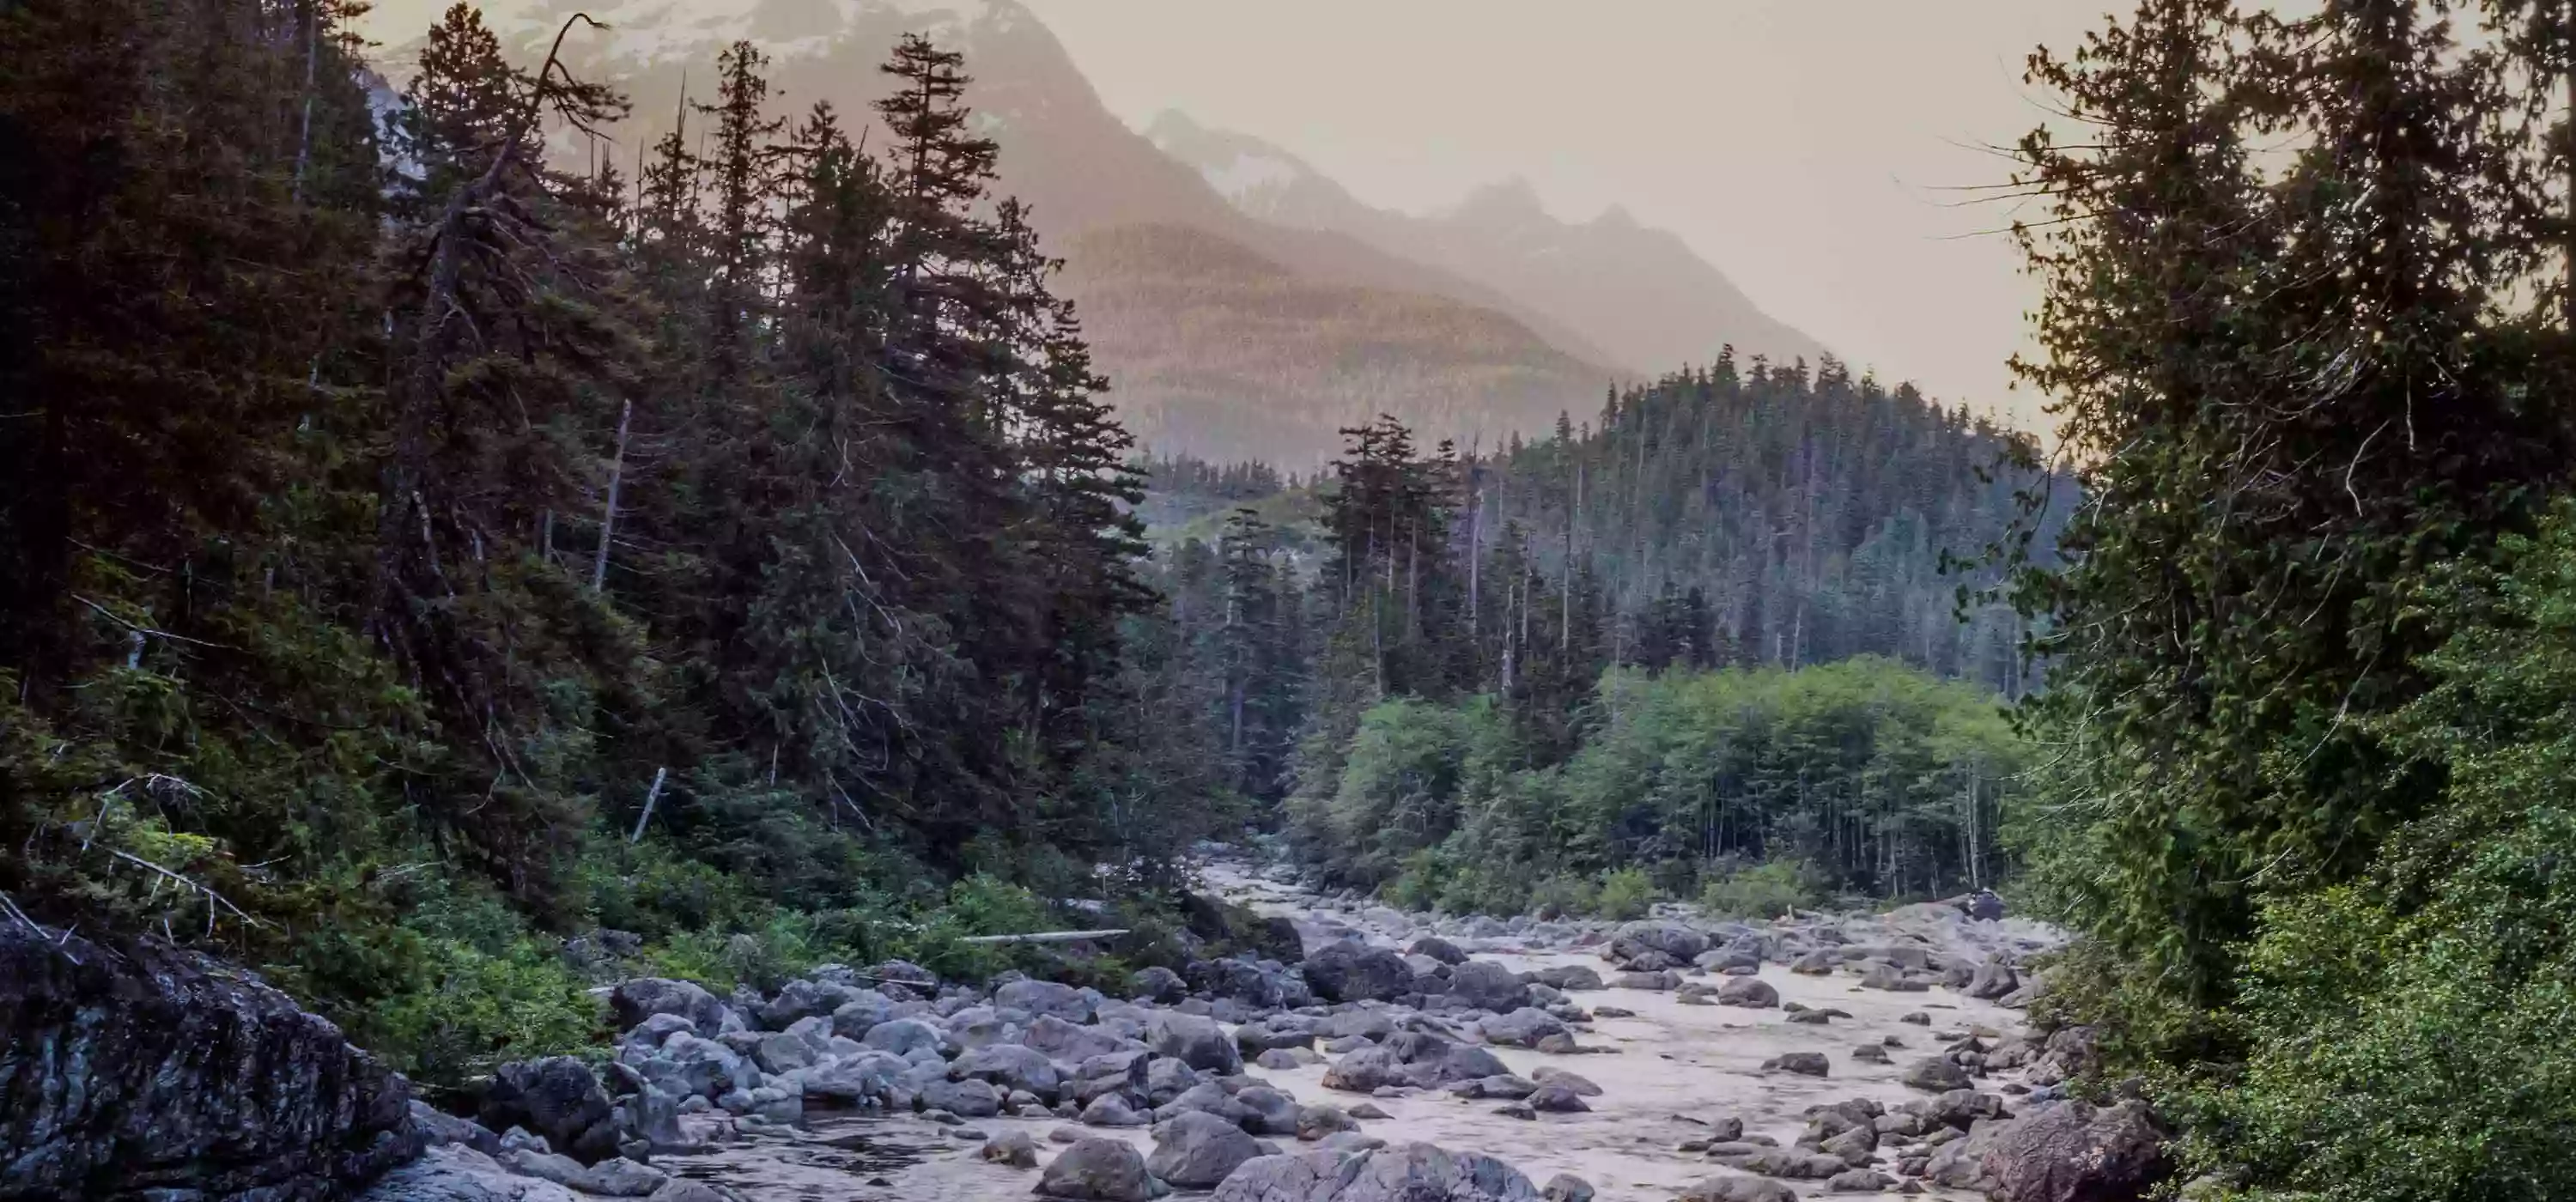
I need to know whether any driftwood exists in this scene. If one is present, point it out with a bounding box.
[956,929,1129,946]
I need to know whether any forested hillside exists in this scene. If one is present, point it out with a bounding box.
[2002,2,2576,1199]
[1130,358,2055,918]
[0,1,1221,1080]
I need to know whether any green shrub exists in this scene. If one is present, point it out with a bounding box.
[1698,859,1822,920]
[369,934,600,1086]
[1527,873,1598,920]
[1594,866,1658,920]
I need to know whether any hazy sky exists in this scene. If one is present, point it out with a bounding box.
[364,0,2116,428]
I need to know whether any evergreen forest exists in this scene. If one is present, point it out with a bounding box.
[14,2,2576,1199]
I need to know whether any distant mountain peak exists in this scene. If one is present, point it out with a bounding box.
[1154,116,1828,375]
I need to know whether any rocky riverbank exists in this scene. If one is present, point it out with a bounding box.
[0,855,2165,1202]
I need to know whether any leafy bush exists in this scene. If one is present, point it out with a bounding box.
[1594,867,1658,920]
[1698,859,1822,920]
[2178,509,2576,1202]
[1527,873,1598,920]
[369,934,600,1086]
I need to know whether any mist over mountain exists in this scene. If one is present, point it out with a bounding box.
[1146,109,1829,378]
[461,0,1624,464]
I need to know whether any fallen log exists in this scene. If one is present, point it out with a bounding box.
[957,929,1130,945]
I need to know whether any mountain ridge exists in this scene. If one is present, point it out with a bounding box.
[1146,108,1831,378]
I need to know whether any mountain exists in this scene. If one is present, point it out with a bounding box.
[459,0,1623,464]
[1146,110,1830,377]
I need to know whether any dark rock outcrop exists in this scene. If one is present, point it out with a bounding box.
[0,925,419,1201]
[477,1057,617,1163]
[1299,944,1415,1004]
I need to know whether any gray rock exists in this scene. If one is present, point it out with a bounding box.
[1210,1141,1543,1201]
[1527,965,1605,992]
[1826,1168,1895,1192]
[1980,1099,2169,1202]
[0,926,423,1202]
[1675,1175,1795,1202]
[1300,944,1418,1004]
[921,1078,1002,1118]
[1541,1173,1595,1202]
[997,979,1099,1023]
[982,1130,1042,1169]
[1036,1136,1157,1200]
[611,978,727,1035]
[409,1102,501,1155]
[1150,1010,1243,1074]
[757,979,855,1029]
[1608,920,1708,964]
[1902,1058,1972,1092]
[1763,1052,1830,1078]
[1148,1109,1264,1187]
[1080,1092,1150,1127]
[1528,1084,1589,1114]
[1714,976,1779,1008]
[957,1042,1064,1100]
[357,1144,582,1202]
[1236,1085,1303,1137]
[1444,961,1531,1011]
[861,1017,946,1058]
[1964,959,2020,1000]
[752,1031,818,1075]
[828,990,896,1038]
[1479,1006,1570,1049]
[1528,1066,1601,1096]
[1128,966,1188,1004]
[1409,936,1469,965]
[1296,1103,1359,1141]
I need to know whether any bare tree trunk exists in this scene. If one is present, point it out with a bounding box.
[292,0,318,205]
[592,398,632,592]
[628,766,669,844]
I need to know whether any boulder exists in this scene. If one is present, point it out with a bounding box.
[1210,1141,1543,1202]
[1529,1067,1601,1096]
[1714,977,1779,1008]
[356,1144,580,1202]
[1541,1173,1595,1202]
[1527,965,1604,992]
[1675,1175,1796,1202]
[479,1057,618,1163]
[957,1043,1064,1100]
[1078,1094,1150,1128]
[982,1130,1041,1169]
[997,980,1098,1023]
[1608,920,1709,967]
[827,991,896,1039]
[920,1078,1002,1119]
[1036,1136,1157,1200]
[1479,1007,1570,1049]
[1296,1103,1359,1141]
[1128,967,1187,1004]
[1903,1058,1972,1092]
[1965,959,2021,1001]
[650,1033,750,1098]
[611,977,727,1036]
[1410,936,1470,965]
[0,926,419,1201]
[1149,1011,1243,1074]
[1236,1085,1303,1137]
[1147,1110,1264,1187]
[1299,944,1416,1004]
[1981,1100,2169,1202]
[756,979,854,1029]
[1763,1053,1830,1078]
[861,1017,946,1059]
[1444,961,1531,1011]
[1528,1084,1589,1114]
